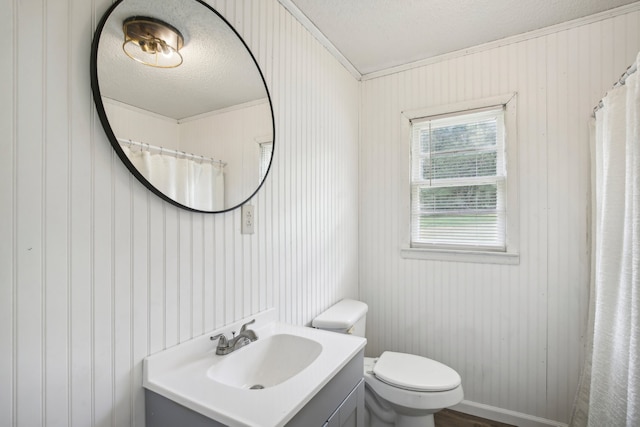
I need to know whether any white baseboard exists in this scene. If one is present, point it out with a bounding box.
[452,400,569,427]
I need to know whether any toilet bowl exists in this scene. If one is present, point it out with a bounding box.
[312,299,463,427]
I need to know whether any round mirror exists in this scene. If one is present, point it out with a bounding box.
[91,0,274,213]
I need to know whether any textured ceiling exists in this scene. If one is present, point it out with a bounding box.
[289,0,639,75]
[96,0,639,119]
[96,0,268,120]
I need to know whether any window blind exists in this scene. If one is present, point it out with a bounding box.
[259,141,273,181]
[410,107,506,250]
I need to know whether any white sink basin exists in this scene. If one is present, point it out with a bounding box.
[207,333,322,389]
[143,308,366,427]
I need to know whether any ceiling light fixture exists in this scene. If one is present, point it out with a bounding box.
[123,16,184,68]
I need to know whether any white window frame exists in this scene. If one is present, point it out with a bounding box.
[399,94,519,265]
[255,135,273,182]
[258,141,273,182]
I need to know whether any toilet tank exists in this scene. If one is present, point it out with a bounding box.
[312,299,368,337]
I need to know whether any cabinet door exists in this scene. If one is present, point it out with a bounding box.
[326,379,364,427]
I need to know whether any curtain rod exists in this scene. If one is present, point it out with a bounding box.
[117,137,226,167]
[593,62,638,116]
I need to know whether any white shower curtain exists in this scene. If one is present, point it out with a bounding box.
[572,52,640,427]
[122,147,225,211]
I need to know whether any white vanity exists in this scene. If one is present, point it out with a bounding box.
[143,309,366,426]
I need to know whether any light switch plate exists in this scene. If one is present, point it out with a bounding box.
[241,204,255,234]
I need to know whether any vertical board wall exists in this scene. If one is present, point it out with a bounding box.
[0,0,360,426]
[359,8,640,424]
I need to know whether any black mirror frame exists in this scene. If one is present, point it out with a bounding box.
[90,0,275,213]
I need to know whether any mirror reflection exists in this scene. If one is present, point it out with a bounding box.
[92,0,274,212]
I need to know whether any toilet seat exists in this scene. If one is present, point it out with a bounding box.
[373,351,461,392]
[363,357,464,412]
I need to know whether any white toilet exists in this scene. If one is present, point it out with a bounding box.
[312,299,463,427]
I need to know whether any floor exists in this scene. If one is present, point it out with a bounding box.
[434,409,516,427]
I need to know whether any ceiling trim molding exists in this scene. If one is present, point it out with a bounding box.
[277,0,362,81]
[361,1,640,81]
[179,98,270,124]
[102,97,178,123]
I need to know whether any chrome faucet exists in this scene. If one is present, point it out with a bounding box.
[210,319,258,355]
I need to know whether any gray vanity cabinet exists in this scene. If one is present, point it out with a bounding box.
[286,349,364,427]
[324,379,364,427]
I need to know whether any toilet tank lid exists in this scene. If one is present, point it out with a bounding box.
[312,299,368,330]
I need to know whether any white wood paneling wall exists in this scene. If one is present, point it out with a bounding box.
[359,8,640,425]
[1,0,360,426]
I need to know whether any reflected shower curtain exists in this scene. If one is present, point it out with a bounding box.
[122,147,224,211]
[189,160,225,211]
[571,52,640,426]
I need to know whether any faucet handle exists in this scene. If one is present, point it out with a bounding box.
[240,319,256,332]
[210,333,228,346]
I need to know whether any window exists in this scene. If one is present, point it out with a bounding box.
[411,107,506,250]
[259,141,273,181]
[402,94,518,263]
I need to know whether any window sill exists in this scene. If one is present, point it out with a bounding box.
[400,247,520,265]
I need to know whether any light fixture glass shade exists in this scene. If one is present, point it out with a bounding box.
[123,17,184,68]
